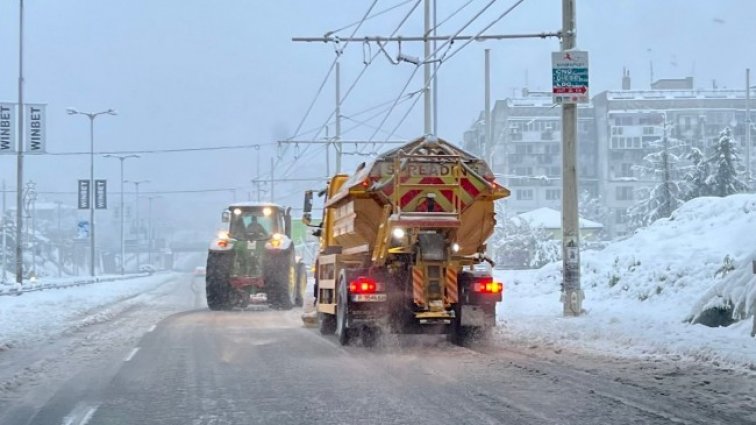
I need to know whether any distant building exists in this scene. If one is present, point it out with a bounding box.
[463,72,754,239]
[511,207,603,241]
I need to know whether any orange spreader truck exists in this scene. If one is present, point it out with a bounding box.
[302,136,510,346]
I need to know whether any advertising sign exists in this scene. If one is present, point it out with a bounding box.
[78,180,90,209]
[552,51,589,104]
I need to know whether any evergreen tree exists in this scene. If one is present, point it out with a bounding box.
[681,147,711,200]
[628,126,686,228]
[705,127,748,197]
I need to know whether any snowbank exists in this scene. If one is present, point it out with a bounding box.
[495,194,756,368]
[0,273,178,351]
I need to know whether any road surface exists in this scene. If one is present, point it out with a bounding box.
[0,273,753,425]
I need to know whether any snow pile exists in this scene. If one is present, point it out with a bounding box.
[496,193,756,368]
[0,273,178,351]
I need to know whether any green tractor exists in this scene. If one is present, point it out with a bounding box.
[205,203,307,310]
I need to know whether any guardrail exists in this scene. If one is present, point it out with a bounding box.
[0,272,156,297]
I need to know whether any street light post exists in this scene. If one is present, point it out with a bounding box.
[124,179,149,270]
[67,107,117,276]
[103,154,140,275]
[146,195,162,266]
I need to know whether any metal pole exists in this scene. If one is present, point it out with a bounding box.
[335,61,342,173]
[255,145,261,201]
[485,49,492,161]
[423,0,432,135]
[2,180,7,283]
[15,0,25,285]
[432,0,438,136]
[561,0,582,316]
[119,160,125,274]
[56,201,62,277]
[270,158,275,203]
[135,182,140,270]
[147,197,153,265]
[30,186,35,277]
[746,68,751,188]
[89,116,95,276]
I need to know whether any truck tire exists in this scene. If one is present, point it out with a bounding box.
[294,262,307,307]
[206,252,233,311]
[266,252,293,310]
[336,274,351,346]
[318,312,336,335]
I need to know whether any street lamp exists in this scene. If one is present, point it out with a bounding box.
[124,179,149,270]
[103,154,140,275]
[145,195,162,266]
[67,107,117,276]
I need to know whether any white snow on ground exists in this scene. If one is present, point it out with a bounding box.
[0,273,179,351]
[495,194,756,369]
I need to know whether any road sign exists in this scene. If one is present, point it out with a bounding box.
[95,179,107,209]
[0,103,16,154]
[78,180,90,209]
[552,50,589,104]
[25,104,46,154]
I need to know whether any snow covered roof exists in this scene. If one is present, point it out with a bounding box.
[512,207,603,229]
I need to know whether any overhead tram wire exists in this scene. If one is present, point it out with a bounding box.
[278,0,379,166]
[367,0,501,144]
[327,0,417,35]
[376,0,525,146]
[277,0,421,180]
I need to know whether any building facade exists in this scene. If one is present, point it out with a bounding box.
[463,76,754,239]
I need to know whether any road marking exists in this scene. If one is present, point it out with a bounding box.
[61,403,99,425]
[147,324,157,333]
[124,347,140,362]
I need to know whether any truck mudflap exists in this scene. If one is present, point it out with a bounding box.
[460,305,495,327]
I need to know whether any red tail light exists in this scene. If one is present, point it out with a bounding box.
[473,277,503,294]
[349,276,377,294]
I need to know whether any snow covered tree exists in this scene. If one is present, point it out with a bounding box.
[579,190,609,224]
[628,126,686,228]
[681,147,711,201]
[705,127,748,197]
[491,214,560,269]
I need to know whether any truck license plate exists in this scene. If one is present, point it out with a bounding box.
[352,294,387,302]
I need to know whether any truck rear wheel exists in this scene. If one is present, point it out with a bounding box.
[318,312,336,335]
[336,275,351,346]
[266,252,293,310]
[206,252,233,311]
[294,262,307,307]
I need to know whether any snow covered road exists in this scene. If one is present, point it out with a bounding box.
[1,286,754,424]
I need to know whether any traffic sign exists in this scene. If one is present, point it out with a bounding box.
[95,179,107,209]
[552,50,589,104]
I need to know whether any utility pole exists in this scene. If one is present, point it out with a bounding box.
[55,200,62,277]
[484,49,492,162]
[146,196,161,265]
[104,154,139,275]
[423,0,432,134]
[560,0,583,316]
[746,68,751,189]
[2,180,7,283]
[254,145,261,201]
[270,158,275,203]
[335,61,342,173]
[15,0,25,285]
[125,179,149,270]
[432,0,438,136]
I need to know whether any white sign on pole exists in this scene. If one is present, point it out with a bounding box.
[25,104,46,154]
[552,50,589,104]
[0,103,15,154]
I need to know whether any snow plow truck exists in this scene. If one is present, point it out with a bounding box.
[302,136,509,346]
[206,202,307,310]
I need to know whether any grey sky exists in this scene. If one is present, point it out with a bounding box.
[0,0,753,234]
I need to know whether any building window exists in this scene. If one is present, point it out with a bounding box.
[616,186,634,201]
[545,189,561,200]
[612,126,624,135]
[620,163,633,178]
[516,189,534,200]
[643,126,655,135]
[548,167,561,177]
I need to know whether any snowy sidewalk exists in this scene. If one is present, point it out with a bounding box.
[495,269,756,370]
[0,272,153,296]
[0,272,182,351]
